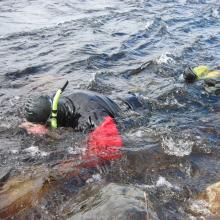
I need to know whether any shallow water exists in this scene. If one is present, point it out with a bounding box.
[0,0,220,219]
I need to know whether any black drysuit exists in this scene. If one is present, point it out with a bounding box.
[56,90,121,131]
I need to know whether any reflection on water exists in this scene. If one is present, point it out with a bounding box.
[0,0,220,219]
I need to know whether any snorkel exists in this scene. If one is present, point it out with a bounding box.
[51,80,69,128]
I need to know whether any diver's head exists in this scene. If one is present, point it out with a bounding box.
[183,67,197,83]
[25,95,52,124]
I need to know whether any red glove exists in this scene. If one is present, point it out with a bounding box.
[87,116,123,160]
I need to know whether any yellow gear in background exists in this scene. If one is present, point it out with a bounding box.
[193,66,220,79]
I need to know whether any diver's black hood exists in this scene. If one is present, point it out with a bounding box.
[25,95,52,123]
[183,67,197,83]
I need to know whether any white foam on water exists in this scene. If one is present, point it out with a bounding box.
[67,147,75,154]
[67,146,82,155]
[145,20,153,30]
[156,176,180,190]
[91,72,97,82]
[136,176,180,190]
[133,130,144,138]
[92,174,102,181]
[23,145,48,157]
[156,176,173,188]
[164,95,185,107]
[156,53,173,64]
[10,149,19,154]
[135,184,155,189]
[212,8,219,18]
[86,174,102,184]
[161,136,193,157]
[178,74,185,82]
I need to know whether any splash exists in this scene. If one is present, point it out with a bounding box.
[156,53,173,65]
[136,176,180,191]
[161,136,193,157]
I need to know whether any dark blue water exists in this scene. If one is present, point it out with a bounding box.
[0,0,220,219]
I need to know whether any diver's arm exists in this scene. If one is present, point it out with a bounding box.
[19,122,48,136]
[76,109,110,132]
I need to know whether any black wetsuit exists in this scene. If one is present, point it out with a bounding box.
[57,90,121,131]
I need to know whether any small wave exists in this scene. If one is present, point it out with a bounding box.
[87,71,116,94]
[5,65,46,80]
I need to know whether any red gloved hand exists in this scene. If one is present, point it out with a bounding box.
[87,116,123,160]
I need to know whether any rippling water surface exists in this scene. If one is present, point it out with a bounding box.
[0,0,220,219]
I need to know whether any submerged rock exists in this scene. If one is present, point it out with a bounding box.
[0,167,12,184]
[0,156,104,219]
[199,181,220,215]
[66,183,159,220]
[188,181,220,218]
[0,168,50,219]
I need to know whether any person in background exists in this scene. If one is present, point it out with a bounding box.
[183,65,220,95]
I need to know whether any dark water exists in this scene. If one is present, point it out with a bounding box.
[0,0,220,219]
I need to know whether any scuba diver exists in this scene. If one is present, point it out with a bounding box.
[22,80,150,160]
[23,81,149,132]
[24,81,121,132]
[183,65,220,95]
[22,81,123,160]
